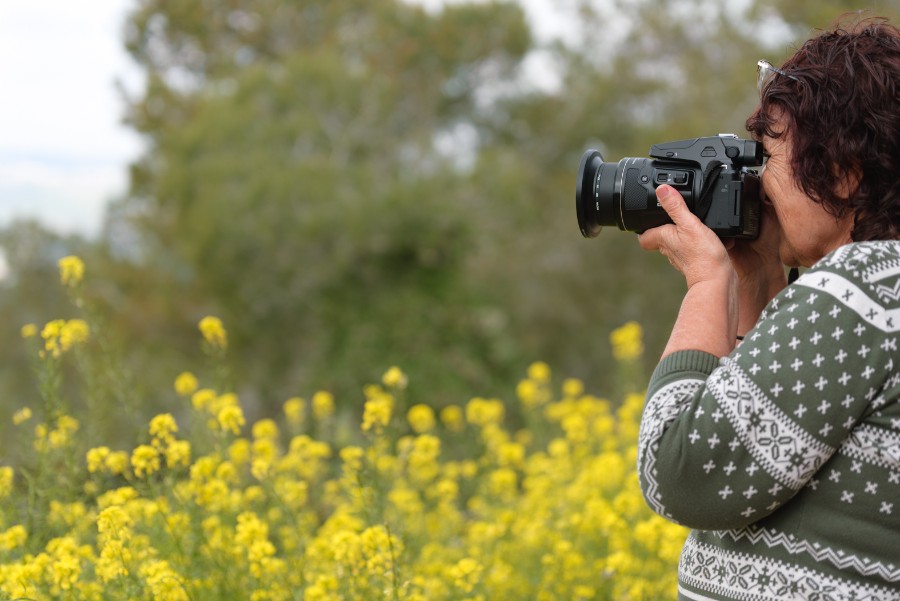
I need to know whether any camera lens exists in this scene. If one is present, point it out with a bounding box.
[576,150,619,238]
[576,150,695,236]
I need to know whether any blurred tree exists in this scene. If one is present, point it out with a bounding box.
[117,0,536,409]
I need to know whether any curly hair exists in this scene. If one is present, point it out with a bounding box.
[746,16,900,241]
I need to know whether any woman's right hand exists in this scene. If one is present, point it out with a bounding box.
[637,184,733,287]
[638,184,739,357]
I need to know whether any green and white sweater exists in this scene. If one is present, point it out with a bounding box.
[639,241,900,601]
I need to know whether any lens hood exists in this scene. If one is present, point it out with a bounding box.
[576,149,604,238]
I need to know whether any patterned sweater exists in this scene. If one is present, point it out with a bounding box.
[638,241,900,601]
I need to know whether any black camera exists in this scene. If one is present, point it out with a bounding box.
[576,134,764,238]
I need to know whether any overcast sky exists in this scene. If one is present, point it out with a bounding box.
[0,0,143,237]
[0,0,569,240]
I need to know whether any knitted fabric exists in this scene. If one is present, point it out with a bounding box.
[639,241,900,601]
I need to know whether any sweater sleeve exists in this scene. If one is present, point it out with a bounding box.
[638,253,896,531]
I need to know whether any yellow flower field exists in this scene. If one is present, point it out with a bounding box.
[0,258,687,600]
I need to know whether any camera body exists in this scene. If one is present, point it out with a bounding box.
[576,134,764,239]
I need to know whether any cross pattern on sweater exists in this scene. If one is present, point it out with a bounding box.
[639,241,900,600]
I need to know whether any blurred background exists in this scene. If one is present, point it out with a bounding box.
[2,0,898,441]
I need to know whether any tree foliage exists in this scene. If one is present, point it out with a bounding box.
[119,0,538,405]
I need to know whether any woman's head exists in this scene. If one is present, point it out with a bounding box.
[746,16,900,242]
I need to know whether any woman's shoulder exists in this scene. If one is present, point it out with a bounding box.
[792,241,900,324]
[810,240,900,283]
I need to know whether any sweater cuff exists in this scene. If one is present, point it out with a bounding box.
[648,350,720,393]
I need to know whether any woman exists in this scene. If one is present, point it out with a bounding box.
[635,17,900,601]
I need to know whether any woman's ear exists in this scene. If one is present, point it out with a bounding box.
[833,163,862,203]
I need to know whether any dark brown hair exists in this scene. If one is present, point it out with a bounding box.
[746,16,900,241]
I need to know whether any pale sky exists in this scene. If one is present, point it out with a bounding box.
[0,0,143,237]
[0,0,570,240]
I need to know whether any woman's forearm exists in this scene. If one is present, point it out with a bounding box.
[661,270,739,359]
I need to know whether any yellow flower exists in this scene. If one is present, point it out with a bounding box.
[527,361,551,382]
[311,391,335,420]
[429,478,459,503]
[465,397,504,427]
[40,319,65,357]
[407,434,441,483]
[104,451,130,475]
[449,557,483,594]
[283,397,306,426]
[140,559,189,601]
[46,536,85,592]
[149,413,178,444]
[174,371,199,396]
[0,525,27,551]
[228,438,251,466]
[217,405,246,435]
[562,378,584,398]
[276,479,308,510]
[382,365,408,389]
[361,392,393,433]
[97,504,133,536]
[234,511,269,547]
[516,379,538,407]
[131,444,160,478]
[33,422,49,451]
[516,374,551,409]
[40,319,89,357]
[440,405,465,432]
[488,467,518,499]
[59,319,89,350]
[610,321,644,361]
[165,440,191,469]
[96,506,133,582]
[252,437,278,464]
[212,392,239,415]
[20,323,37,338]
[191,388,217,412]
[562,413,589,443]
[87,446,111,473]
[252,418,279,441]
[58,255,85,287]
[407,404,436,433]
[190,455,220,481]
[45,415,80,450]
[340,446,365,472]
[198,315,227,349]
[0,466,14,498]
[251,457,271,481]
[496,442,525,468]
[12,407,32,425]
[49,501,87,529]
[97,486,138,510]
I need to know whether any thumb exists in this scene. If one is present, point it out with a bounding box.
[656,184,693,226]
